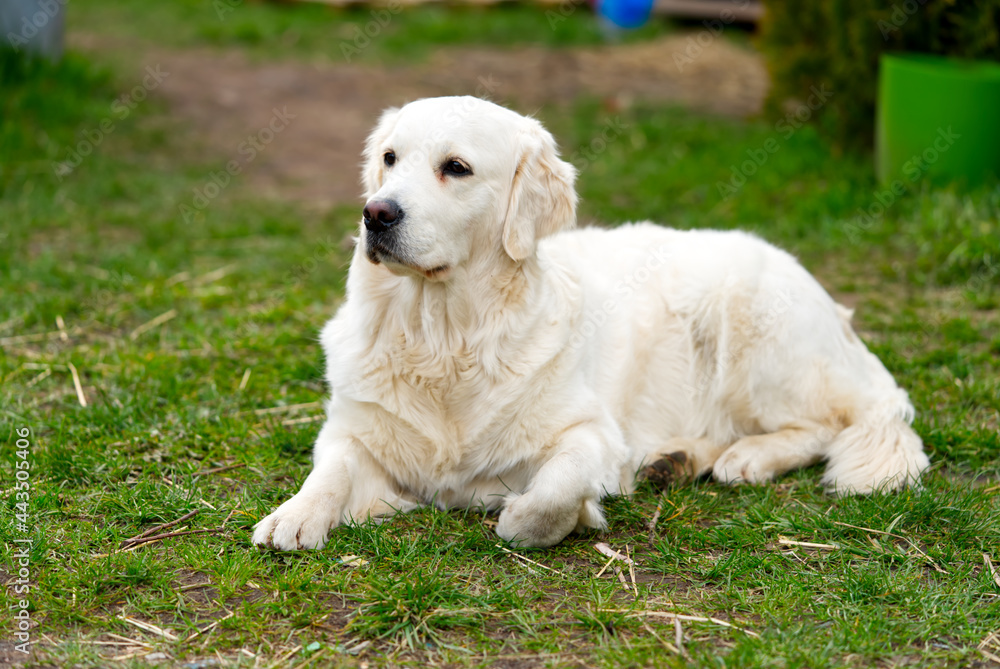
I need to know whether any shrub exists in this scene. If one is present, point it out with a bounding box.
[758,0,1000,151]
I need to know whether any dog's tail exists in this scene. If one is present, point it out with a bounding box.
[821,391,929,494]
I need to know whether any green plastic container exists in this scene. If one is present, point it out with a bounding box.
[877,53,1000,186]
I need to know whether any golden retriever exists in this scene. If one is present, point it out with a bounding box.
[252,97,928,550]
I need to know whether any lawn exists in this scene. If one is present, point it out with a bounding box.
[2,2,1000,667]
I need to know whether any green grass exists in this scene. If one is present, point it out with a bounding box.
[2,9,999,666]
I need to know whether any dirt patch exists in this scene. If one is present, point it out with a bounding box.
[73,35,767,209]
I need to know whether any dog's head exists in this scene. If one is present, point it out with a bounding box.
[359,96,577,280]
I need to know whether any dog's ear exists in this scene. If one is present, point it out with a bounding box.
[501,121,578,262]
[361,107,400,198]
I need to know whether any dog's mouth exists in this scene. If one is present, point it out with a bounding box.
[420,264,451,280]
[366,242,450,281]
[366,241,399,265]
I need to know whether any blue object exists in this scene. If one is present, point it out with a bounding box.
[597,0,654,29]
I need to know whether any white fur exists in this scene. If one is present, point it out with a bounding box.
[252,97,929,550]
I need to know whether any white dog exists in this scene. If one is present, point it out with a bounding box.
[252,96,929,550]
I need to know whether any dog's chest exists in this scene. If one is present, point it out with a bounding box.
[345,335,551,485]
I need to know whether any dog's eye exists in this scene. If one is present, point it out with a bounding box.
[383,151,396,167]
[442,159,471,177]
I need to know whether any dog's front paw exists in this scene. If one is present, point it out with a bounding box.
[252,494,338,551]
[496,493,580,548]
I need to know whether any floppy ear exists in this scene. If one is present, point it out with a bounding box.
[501,121,578,262]
[360,107,400,198]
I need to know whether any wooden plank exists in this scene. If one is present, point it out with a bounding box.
[291,0,764,19]
[654,0,763,22]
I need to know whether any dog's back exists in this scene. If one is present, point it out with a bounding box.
[541,222,928,493]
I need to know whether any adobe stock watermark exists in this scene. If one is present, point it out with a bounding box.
[843,126,960,244]
[5,0,65,52]
[388,75,502,182]
[236,234,344,337]
[546,0,587,30]
[339,0,403,63]
[673,0,754,72]
[179,106,296,223]
[682,287,795,395]
[568,116,628,174]
[51,65,171,181]
[214,0,243,21]
[10,426,35,656]
[898,253,998,359]
[966,254,1000,294]
[716,84,833,200]
[80,269,135,319]
[568,244,673,351]
[877,0,928,39]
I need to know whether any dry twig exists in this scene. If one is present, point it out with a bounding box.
[183,611,235,642]
[118,615,178,641]
[613,566,632,594]
[281,415,324,426]
[122,510,199,547]
[675,617,687,659]
[832,521,947,573]
[495,544,567,577]
[602,608,760,638]
[643,622,679,654]
[248,401,323,416]
[627,544,639,597]
[0,328,81,346]
[594,554,617,579]
[129,309,178,341]
[595,542,634,566]
[124,528,223,548]
[193,463,246,477]
[984,553,1000,589]
[238,368,252,390]
[68,362,87,407]
[56,315,69,341]
[647,498,663,545]
[778,537,840,550]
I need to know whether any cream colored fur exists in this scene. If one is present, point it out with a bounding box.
[252,96,929,550]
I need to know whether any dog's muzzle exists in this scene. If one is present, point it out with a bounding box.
[363,199,403,234]
[362,199,407,265]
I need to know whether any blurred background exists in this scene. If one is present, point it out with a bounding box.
[3,0,998,249]
[2,2,1000,666]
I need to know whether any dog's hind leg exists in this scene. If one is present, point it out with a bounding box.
[712,421,835,486]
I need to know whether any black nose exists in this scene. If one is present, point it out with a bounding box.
[363,200,403,233]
